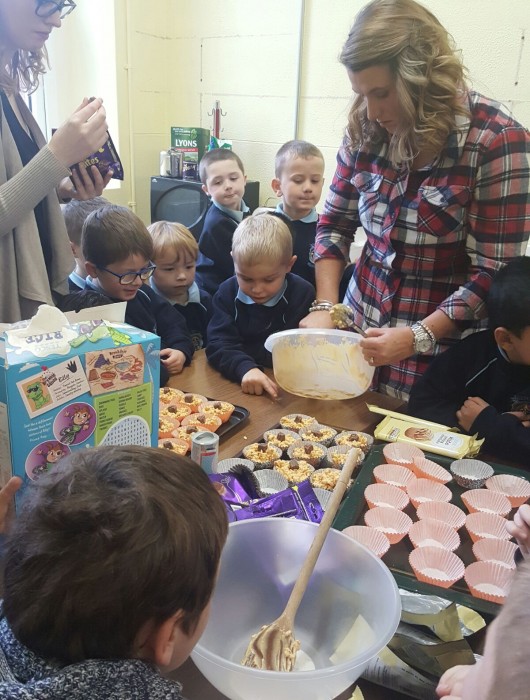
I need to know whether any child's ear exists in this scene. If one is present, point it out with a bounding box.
[84,261,98,279]
[286,254,297,272]
[201,184,210,197]
[494,326,514,351]
[139,610,184,670]
[70,241,79,259]
[271,178,282,197]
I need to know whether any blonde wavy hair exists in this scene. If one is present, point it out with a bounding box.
[232,213,293,267]
[147,220,199,263]
[0,46,48,94]
[340,0,469,167]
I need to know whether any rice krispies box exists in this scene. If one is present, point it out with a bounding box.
[0,306,160,504]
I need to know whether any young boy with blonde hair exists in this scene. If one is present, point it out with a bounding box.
[148,221,212,350]
[0,446,228,698]
[206,213,314,398]
[196,148,249,295]
[271,139,325,286]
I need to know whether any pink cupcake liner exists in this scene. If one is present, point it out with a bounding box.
[461,489,512,517]
[416,501,466,531]
[465,511,511,543]
[464,560,515,603]
[450,459,494,489]
[364,506,412,545]
[412,456,452,484]
[472,538,518,569]
[383,442,424,469]
[342,525,391,558]
[409,546,465,588]
[406,478,452,508]
[373,463,417,491]
[364,483,410,511]
[408,518,461,552]
[485,474,530,508]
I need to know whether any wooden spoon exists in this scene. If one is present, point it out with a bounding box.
[241,447,361,671]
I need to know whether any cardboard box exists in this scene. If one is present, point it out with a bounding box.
[0,306,160,503]
[170,126,210,173]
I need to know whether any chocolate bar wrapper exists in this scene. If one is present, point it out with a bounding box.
[234,480,324,523]
[368,405,483,459]
[71,130,124,181]
[209,471,259,506]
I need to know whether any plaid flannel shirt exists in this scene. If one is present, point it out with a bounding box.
[315,92,530,399]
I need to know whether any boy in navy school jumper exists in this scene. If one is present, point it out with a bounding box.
[271,140,325,287]
[62,196,111,291]
[74,205,194,386]
[206,213,315,398]
[148,220,212,350]
[408,257,530,466]
[195,148,250,295]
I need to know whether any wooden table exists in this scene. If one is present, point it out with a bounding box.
[168,350,410,700]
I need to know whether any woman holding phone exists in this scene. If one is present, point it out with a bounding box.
[0,0,112,322]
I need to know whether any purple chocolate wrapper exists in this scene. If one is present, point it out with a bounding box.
[234,479,323,523]
[71,130,124,181]
[209,471,260,506]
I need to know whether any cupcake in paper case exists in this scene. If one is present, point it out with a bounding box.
[279,413,318,432]
[172,424,202,446]
[342,525,391,558]
[158,417,180,439]
[159,402,192,424]
[464,560,515,604]
[181,412,222,433]
[201,400,235,423]
[408,518,461,552]
[298,423,338,448]
[274,458,315,484]
[373,463,416,491]
[416,501,466,531]
[461,489,512,517]
[254,469,289,495]
[325,445,364,470]
[409,546,465,588]
[465,512,511,543]
[364,482,410,511]
[472,538,518,569]
[383,442,424,469]
[263,428,300,452]
[485,474,530,508]
[364,506,412,544]
[310,468,349,492]
[216,458,256,474]
[181,393,208,413]
[159,386,185,405]
[334,430,374,454]
[157,438,189,456]
[450,458,494,489]
[242,442,283,469]
[406,478,452,508]
[288,440,326,468]
[412,456,452,484]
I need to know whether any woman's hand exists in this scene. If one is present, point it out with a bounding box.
[360,326,414,366]
[299,310,334,329]
[506,504,530,557]
[49,97,108,170]
[58,162,113,201]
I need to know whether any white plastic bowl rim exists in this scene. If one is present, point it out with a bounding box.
[265,328,366,351]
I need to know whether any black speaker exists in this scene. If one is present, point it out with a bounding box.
[150,176,260,240]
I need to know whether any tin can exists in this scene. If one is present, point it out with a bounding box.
[191,430,219,474]
[159,150,170,177]
[169,149,183,178]
[182,160,199,181]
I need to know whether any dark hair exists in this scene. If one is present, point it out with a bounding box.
[199,148,245,184]
[56,290,114,313]
[63,196,111,246]
[487,257,530,336]
[3,446,228,663]
[81,205,153,268]
[274,140,324,178]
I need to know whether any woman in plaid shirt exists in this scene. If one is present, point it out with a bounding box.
[301,0,530,401]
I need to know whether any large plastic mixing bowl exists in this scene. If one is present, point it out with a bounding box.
[192,518,400,700]
[264,329,374,399]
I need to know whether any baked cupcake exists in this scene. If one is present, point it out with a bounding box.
[242,442,283,469]
[159,403,192,424]
[263,428,300,452]
[159,387,185,405]
[310,468,350,492]
[279,413,318,432]
[287,440,326,467]
[201,400,235,423]
[158,417,179,439]
[334,431,374,454]
[325,445,363,469]
[274,458,315,484]
[170,425,202,451]
[299,423,338,447]
[181,412,222,432]
[157,438,189,455]
[181,393,208,413]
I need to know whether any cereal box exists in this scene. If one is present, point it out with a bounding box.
[0,306,160,504]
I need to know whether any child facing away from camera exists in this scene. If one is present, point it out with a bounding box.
[206,213,315,398]
[408,256,530,465]
[62,196,111,291]
[147,220,212,351]
[271,140,325,286]
[60,204,194,385]
[195,148,250,296]
[0,445,228,699]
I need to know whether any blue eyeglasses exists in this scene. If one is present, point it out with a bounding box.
[35,1,77,20]
[97,264,157,286]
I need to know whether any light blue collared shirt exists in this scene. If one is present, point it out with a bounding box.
[69,270,87,290]
[150,279,201,306]
[275,202,318,223]
[236,279,288,307]
[213,199,250,223]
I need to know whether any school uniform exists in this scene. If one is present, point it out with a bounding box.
[150,279,212,350]
[274,204,317,286]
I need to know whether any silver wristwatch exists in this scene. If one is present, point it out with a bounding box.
[410,321,436,354]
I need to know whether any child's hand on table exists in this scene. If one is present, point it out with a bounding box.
[456,396,489,432]
[506,503,530,558]
[160,348,186,375]
[241,368,279,399]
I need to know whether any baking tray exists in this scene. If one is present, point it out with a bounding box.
[216,403,250,439]
[333,444,529,616]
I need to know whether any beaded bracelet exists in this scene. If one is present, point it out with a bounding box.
[308,299,334,313]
